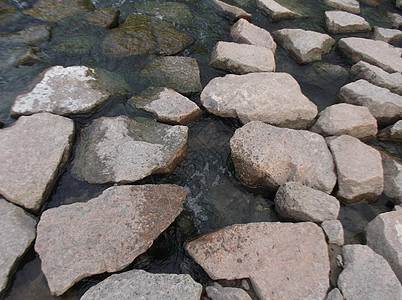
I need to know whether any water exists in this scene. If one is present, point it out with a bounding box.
[1,0,401,298]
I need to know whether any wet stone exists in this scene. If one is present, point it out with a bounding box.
[0,24,50,46]
[325,11,371,34]
[321,220,344,246]
[256,0,300,21]
[206,283,251,300]
[324,0,360,14]
[0,47,42,68]
[373,26,402,43]
[378,120,402,140]
[207,0,251,21]
[136,2,194,27]
[84,8,119,28]
[54,36,97,55]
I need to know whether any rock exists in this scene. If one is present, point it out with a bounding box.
[256,0,300,21]
[310,103,378,140]
[186,222,330,300]
[382,154,402,204]
[325,0,360,13]
[338,37,402,73]
[206,283,251,300]
[0,24,50,45]
[326,288,343,300]
[0,113,74,212]
[321,220,344,246]
[136,2,194,27]
[35,184,186,296]
[0,46,42,68]
[338,79,402,125]
[338,245,401,300]
[210,41,275,74]
[230,121,336,193]
[81,269,202,300]
[325,11,371,34]
[140,56,202,95]
[230,18,276,53]
[201,73,317,129]
[388,12,402,29]
[274,181,340,222]
[71,116,188,184]
[397,0,402,8]
[207,0,251,21]
[361,0,383,6]
[327,135,384,204]
[395,205,402,211]
[54,35,97,55]
[85,8,119,28]
[350,61,402,96]
[101,14,194,57]
[378,120,402,139]
[0,199,36,296]
[272,28,335,64]
[129,87,202,125]
[373,26,402,43]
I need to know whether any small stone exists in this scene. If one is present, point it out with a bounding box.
[206,283,251,300]
[395,205,402,211]
[85,8,119,28]
[381,154,402,204]
[0,24,50,45]
[207,0,251,21]
[325,0,360,13]
[325,11,371,34]
[378,120,402,139]
[241,280,250,290]
[321,220,344,246]
[373,26,402,43]
[388,12,402,29]
[256,0,300,21]
[326,288,343,300]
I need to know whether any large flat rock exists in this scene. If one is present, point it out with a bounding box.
[230,121,336,193]
[325,0,360,13]
[0,113,74,212]
[35,184,186,296]
[72,116,188,184]
[186,222,330,300]
[201,73,317,129]
[256,0,300,21]
[325,11,371,34]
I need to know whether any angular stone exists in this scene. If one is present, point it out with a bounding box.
[373,26,402,43]
[207,0,251,21]
[327,135,384,204]
[186,222,330,300]
[230,121,336,193]
[321,220,344,246]
[325,0,360,13]
[379,120,402,140]
[35,184,186,296]
[338,245,401,300]
[0,113,74,212]
[325,11,371,34]
[72,116,188,184]
[274,182,340,222]
[310,103,378,140]
[81,269,202,300]
[382,154,402,204]
[0,199,36,295]
[210,41,275,74]
[388,12,402,29]
[206,283,251,300]
[129,87,202,125]
[256,0,300,21]
[326,288,343,300]
[85,8,119,28]
[230,18,276,53]
[201,73,317,129]
[338,79,402,125]
[140,56,202,95]
[0,25,50,46]
[273,28,335,64]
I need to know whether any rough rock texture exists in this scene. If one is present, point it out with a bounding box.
[321,220,344,246]
[230,18,277,52]
[373,26,402,43]
[230,121,336,193]
[85,8,119,28]
[201,73,317,129]
[325,0,360,13]
[130,87,202,125]
[379,120,402,139]
[206,283,251,300]
[140,56,202,95]
[366,211,402,281]
[272,28,335,64]
[0,199,37,295]
[0,113,74,212]
[326,288,343,300]
[101,14,194,57]
[310,103,378,140]
[327,135,384,204]
[388,12,402,29]
[338,37,402,73]
[35,184,186,296]
[72,116,188,184]
[256,0,300,21]
[338,79,402,125]
[135,2,194,27]
[0,25,50,46]
[274,182,340,222]
[81,269,202,300]
[186,222,330,300]
[208,0,251,20]
[350,61,402,96]
[325,11,371,33]
[382,154,402,204]
[337,245,401,300]
[210,41,275,74]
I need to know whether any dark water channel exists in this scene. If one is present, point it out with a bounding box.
[1,0,401,299]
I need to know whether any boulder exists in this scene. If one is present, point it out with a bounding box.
[0,113,74,212]
[256,0,300,21]
[186,222,330,300]
[230,121,336,193]
[206,283,251,300]
[274,181,340,222]
[84,8,119,28]
[381,154,402,204]
[207,0,251,20]
[338,245,401,299]
[326,288,343,300]
[373,26,402,43]
[201,73,317,129]
[327,135,384,204]
[321,220,344,246]
[324,0,360,13]
[272,28,335,64]
[0,24,50,45]
[378,120,402,139]
[325,11,371,34]
[210,41,275,74]
[35,184,186,296]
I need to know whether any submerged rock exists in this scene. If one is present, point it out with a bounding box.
[325,10,371,34]
[324,0,360,13]
[256,0,300,21]
[206,283,251,300]
[381,154,402,204]
[207,0,251,21]
[0,46,42,68]
[378,120,402,139]
[373,26,402,43]
[84,8,119,28]
[136,2,194,27]
[54,36,97,55]
[0,24,50,46]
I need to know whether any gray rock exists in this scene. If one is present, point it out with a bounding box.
[325,0,360,13]
[84,8,119,28]
[206,283,251,300]
[272,28,335,64]
[366,211,402,281]
[325,11,371,34]
[395,205,402,211]
[326,288,343,300]
[321,220,344,246]
[0,113,74,212]
[310,103,378,140]
[201,73,317,129]
[207,0,251,20]
[388,12,402,29]
[256,0,300,21]
[274,182,340,222]
[373,26,402,43]
[135,2,194,27]
[81,269,202,300]
[0,199,37,295]
[186,222,330,300]
[35,184,186,296]
[338,245,401,300]
[327,135,384,204]
[397,0,402,8]
[230,121,336,193]
[338,79,402,125]
[0,46,42,68]
[382,154,402,204]
[378,120,402,139]
[0,24,50,45]
[210,41,275,74]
